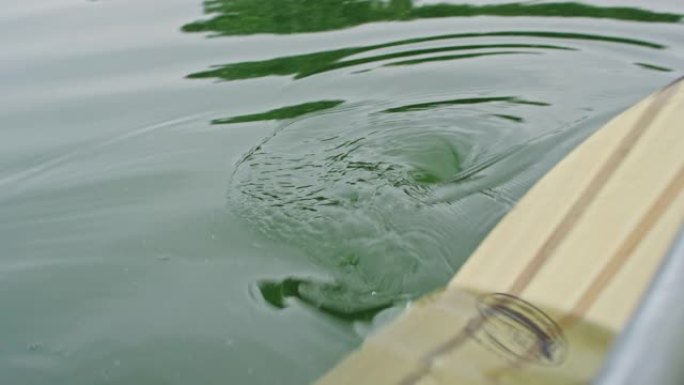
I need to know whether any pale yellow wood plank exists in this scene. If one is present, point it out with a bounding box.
[449,97,653,294]
[520,83,684,320]
[586,188,684,330]
[316,78,684,385]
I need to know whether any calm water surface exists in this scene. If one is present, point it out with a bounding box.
[1,1,682,384]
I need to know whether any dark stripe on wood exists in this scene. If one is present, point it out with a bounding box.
[508,84,676,295]
[571,164,684,318]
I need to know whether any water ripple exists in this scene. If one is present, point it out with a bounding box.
[182,1,684,316]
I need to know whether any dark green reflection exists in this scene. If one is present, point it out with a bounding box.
[384,96,550,113]
[385,50,536,66]
[291,43,573,78]
[491,113,525,123]
[635,62,674,72]
[183,1,681,36]
[258,278,389,321]
[187,31,664,82]
[213,100,345,124]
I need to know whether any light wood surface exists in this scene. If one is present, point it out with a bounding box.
[316,77,684,385]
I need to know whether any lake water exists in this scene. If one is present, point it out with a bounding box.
[1,1,682,384]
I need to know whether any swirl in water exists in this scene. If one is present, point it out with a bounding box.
[229,97,603,315]
[196,4,683,317]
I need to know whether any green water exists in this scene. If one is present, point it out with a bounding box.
[0,1,682,384]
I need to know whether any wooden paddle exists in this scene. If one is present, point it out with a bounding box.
[316,77,684,385]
